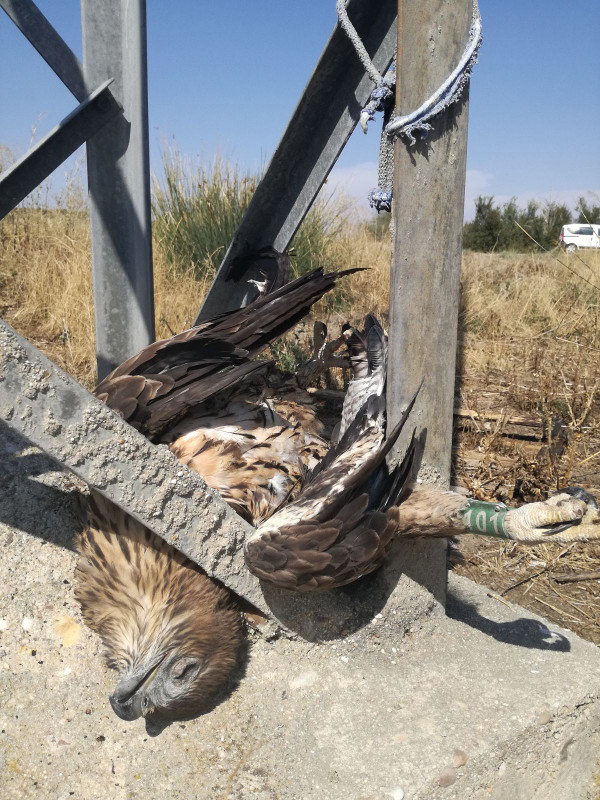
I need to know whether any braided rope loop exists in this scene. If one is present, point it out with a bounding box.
[336,0,482,209]
[385,2,482,145]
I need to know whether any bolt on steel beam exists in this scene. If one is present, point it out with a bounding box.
[196,0,397,322]
[82,0,155,381]
[0,80,121,219]
[0,0,86,101]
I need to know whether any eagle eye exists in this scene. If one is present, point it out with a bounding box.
[170,657,201,681]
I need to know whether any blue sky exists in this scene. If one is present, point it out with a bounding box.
[1,1,599,220]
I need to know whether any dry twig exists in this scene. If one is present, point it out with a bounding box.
[550,570,600,584]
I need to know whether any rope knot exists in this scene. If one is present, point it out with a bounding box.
[360,81,395,133]
[367,189,393,214]
[371,84,394,106]
[337,0,482,213]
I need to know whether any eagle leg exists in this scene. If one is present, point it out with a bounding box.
[393,485,600,544]
[296,321,350,388]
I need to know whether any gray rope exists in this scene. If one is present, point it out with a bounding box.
[336,0,482,212]
[367,89,394,213]
[336,0,384,85]
[360,69,395,134]
[385,2,482,144]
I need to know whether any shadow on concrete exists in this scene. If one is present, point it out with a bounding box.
[258,431,444,642]
[260,534,443,643]
[446,588,571,652]
[0,421,253,735]
[0,421,82,552]
[0,420,446,644]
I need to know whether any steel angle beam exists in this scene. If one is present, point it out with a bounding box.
[196,0,397,322]
[82,0,155,382]
[0,0,86,100]
[0,80,121,220]
[0,318,268,616]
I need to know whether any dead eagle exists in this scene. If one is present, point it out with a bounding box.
[76,266,600,722]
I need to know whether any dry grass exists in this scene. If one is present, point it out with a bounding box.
[453,249,600,644]
[0,208,96,387]
[1,204,600,644]
[460,249,600,373]
[0,208,215,389]
[0,205,391,387]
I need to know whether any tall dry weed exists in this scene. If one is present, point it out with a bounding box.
[1,197,599,427]
[0,208,96,386]
[0,209,215,388]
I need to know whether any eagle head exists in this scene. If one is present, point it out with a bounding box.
[76,495,242,722]
[107,583,242,722]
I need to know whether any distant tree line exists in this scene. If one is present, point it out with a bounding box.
[462,196,600,252]
[367,195,600,251]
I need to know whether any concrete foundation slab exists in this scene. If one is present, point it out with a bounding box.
[1,428,599,800]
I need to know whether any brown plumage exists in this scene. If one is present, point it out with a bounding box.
[244,388,417,590]
[76,494,241,721]
[163,393,327,525]
[76,263,600,722]
[77,264,387,721]
[94,266,361,439]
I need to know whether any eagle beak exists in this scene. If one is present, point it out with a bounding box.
[109,678,144,721]
[109,658,164,721]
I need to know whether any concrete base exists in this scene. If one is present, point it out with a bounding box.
[1,431,600,799]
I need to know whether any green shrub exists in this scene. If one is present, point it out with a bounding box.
[152,149,255,277]
[152,147,349,288]
[463,196,571,252]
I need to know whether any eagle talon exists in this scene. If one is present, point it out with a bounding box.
[556,486,599,509]
[296,321,350,388]
[540,521,580,536]
[503,489,600,543]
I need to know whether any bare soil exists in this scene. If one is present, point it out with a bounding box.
[450,340,600,645]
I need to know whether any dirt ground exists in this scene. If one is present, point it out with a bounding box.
[450,341,600,646]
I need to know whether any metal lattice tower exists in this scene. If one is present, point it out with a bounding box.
[0,0,472,630]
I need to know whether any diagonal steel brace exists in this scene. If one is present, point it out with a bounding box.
[196,0,397,322]
[0,80,122,220]
[0,0,86,100]
[0,318,269,614]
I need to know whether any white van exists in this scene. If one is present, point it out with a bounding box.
[559,224,600,253]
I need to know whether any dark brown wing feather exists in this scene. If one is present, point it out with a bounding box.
[226,246,290,290]
[245,500,407,592]
[95,266,361,437]
[92,282,417,592]
[244,388,418,591]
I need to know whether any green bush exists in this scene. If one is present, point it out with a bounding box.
[152,150,256,277]
[576,197,600,225]
[152,148,347,284]
[463,196,571,252]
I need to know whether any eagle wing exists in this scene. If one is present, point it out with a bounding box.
[244,389,418,591]
[93,267,418,590]
[95,265,361,438]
